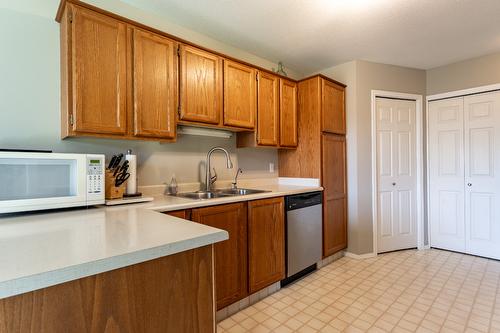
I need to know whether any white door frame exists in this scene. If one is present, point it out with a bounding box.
[371,90,425,254]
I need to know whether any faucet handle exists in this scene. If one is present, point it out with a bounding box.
[232,168,242,189]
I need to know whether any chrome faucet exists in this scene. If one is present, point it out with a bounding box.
[205,147,233,192]
[232,168,242,189]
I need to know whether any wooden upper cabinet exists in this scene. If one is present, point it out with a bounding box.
[132,29,177,139]
[179,45,223,125]
[321,79,346,134]
[322,133,347,256]
[279,79,298,147]
[70,5,127,135]
[257,72,279,146]
[191,203,248,310]
[59,3,305,141]
[248,197,285,293]
[223,60,257,129]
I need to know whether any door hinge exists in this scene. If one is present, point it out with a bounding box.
[176,45,180,57]
[177,105,181,116]
[256,73,259,81]
[68,11,73,23]
[69,114,74,126]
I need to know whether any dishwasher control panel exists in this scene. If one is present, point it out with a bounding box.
[285,191,323,211]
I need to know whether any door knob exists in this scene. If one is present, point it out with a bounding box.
[392,182,396,186]
[467,183,472,187]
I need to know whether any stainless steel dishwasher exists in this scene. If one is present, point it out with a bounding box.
[282,191,323,286]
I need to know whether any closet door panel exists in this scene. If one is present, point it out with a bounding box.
[375,98,417,253]
[428,97,465,252]
[464,92,500,260]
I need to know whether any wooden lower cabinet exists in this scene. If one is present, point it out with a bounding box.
[165,209,191,220]
[0,246,215,333]
[248,197,285,293]
[322,133,348,256]
[191,203,248,310]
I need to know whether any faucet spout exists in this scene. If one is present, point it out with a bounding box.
[205,147,233,192]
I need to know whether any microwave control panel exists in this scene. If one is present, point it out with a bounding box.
[86,155,105,203]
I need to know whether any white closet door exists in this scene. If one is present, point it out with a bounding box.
[428,97,465,252]
[376,98,417,253]
[464,92,500,259]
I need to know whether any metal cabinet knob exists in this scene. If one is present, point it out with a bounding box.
[467,183,472,187]
[392,182,396,186]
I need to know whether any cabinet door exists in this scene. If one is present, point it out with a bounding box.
[464,92,500,260]
[248,197,285,293]
[257,72,279,146]
[71,5,127,135]
[279,79,298,147]
[321,79,346,134]
[132,29,177,139]
[428,98,465,252]
[322,134,348,256]
[191,203,248,309]
[179,45,222,124]
[223,60,257,129]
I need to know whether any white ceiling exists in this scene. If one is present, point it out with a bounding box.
[116,1,500,74]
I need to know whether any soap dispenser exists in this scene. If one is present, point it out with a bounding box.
[168,174,178,195]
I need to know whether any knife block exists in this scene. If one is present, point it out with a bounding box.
[105,169,127,200]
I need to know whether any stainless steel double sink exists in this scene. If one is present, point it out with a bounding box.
[172,188,269,200]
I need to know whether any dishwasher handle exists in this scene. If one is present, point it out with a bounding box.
[285,191,323,211]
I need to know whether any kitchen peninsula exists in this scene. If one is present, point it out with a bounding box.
[0,180,321,332]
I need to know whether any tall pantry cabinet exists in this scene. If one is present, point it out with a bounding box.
[279,75,347,257]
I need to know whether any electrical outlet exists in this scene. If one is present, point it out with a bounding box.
[269,163,275,173]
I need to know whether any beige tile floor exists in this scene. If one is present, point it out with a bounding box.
[217,249,500,332]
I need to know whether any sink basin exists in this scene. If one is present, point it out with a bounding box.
[174,191,232,200]
[172,188,270,200]
[216,188,270,196]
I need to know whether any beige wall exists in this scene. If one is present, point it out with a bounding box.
[321,60,426,255]
[0,1,287,187]
[427,52,500,95]
[355,61,426,254]
[320,53,500,255]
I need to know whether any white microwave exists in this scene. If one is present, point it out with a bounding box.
[0,152,105,214]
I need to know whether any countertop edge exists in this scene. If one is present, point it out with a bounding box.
[0,229,228,299]
[147,186,324,212]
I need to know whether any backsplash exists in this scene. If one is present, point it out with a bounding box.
[1,133,278,186]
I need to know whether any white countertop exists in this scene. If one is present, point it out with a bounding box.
[135,183,323,213]
[0,178,322,299]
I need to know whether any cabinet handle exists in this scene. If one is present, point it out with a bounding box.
[392,182,396,186]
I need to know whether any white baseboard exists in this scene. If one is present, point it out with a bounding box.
[344,252,377,259]
[418,245,431,250]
